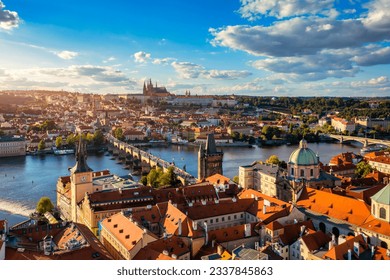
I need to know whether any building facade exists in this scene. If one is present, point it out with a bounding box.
[0,136,25,157]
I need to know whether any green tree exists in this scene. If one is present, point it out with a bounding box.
[36,196,54,214]
[140,175,148,186]
[355,161,373,178]
[266,155,281,165]
[147,168,163,188]
[55,136,63,148]
[93,130,104,146]
[66,133,77,147]
[85,132,94,143]
[159,166,178,187]
[114,127,124,141]
[38,139,46,151]
[233,176,239,184]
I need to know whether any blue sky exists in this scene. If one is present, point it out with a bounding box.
[0,0,389,96]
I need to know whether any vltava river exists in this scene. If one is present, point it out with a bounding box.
[0,142,362,225]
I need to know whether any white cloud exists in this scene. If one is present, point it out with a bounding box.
[0,1,20,30]
[133,51,151,63]
[363,0,390,32]
[237,0,334,21]
[206,69,252,80]
[171,61,204,79]
[103,56,116,63]
[252,50,360,81]
[171,61,252,80]
[352,46,390,66]
[55,50,78,60]
[0,65,138,93]
[152,57,176,65]
[210,16,390,58]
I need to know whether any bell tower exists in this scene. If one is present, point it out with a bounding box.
[70,136,93,222]
[198,133,223,180]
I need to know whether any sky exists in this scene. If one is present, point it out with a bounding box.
[0,0,389,96]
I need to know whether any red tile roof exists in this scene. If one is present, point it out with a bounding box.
[297,187,372,226]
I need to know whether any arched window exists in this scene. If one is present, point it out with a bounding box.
[300,169,304,177]
[332,227,340,239]
[319,222,326,233]
[379,207,386,219]
[310,169,314,177]
[291,168,294,176]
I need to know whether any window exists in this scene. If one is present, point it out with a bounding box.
[300,169,304,177]
[291,168,294,176]
[310,169,314,177]
[380,207,386,219]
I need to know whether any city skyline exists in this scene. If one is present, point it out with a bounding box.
[0,0,389,96]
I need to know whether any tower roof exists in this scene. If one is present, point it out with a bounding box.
[205,133,217,154]
[70,136,92,174]
[371,183,390,205]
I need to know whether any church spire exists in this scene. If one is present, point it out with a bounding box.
[70,135,92,174]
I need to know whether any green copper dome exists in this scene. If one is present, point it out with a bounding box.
[289,139,319,166]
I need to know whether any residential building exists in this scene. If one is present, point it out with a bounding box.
[355,117,390,130]
[331,117,355,133]
[5,222,112,260]
[0,135,26,157]
[99,212,158,260]
[365,152,390,175]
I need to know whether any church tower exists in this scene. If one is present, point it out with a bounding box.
[198,133,223,180]
[70,136,93,222]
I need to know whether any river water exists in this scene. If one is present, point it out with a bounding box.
[0,142,362,225]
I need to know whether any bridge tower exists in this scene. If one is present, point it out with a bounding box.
[198,133,223,180]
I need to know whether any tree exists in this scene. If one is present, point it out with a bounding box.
[233,176,239,184]
[55,136,63,148]
[266,155,281,165]
[38,139,46,151]
[140,175,148,186]
[36,197,54,214]
[93,130,104,146]
[66,133,77,147]
[83,132,94,143]
[355,161,373,178]
[159,166,178,187]
[114,127,124,141]
[147,168,162,188]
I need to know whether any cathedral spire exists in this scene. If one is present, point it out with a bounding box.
[70,135,92,174]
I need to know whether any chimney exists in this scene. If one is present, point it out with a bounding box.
[178,218,182,236]
[204,222,208,245]
[347,249,352,260]
[329,234,336,250]
[244,223,251,238]
[263,205,267,214]
[217,245,223,256]
[353,241,360,258]
[300,225,306,236]
[192,221,198,231]
[371,246,375,259]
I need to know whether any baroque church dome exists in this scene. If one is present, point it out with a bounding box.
[289,139,319,166]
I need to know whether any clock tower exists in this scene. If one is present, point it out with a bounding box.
[70,137,93,222]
